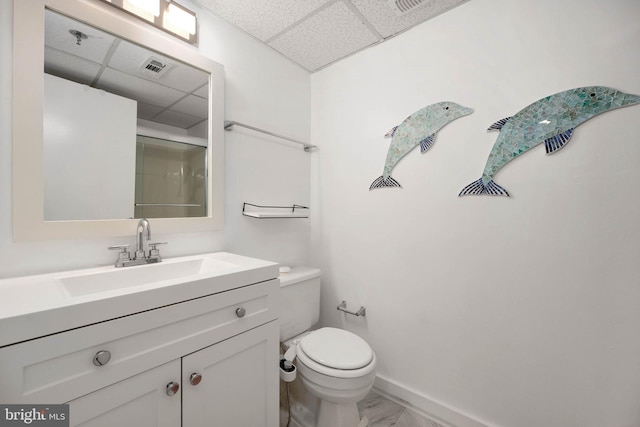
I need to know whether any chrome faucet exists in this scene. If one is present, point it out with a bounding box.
[107,218,167,268]
[135,218,151,260]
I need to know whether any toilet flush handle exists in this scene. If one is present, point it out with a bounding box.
[283,344,297,370]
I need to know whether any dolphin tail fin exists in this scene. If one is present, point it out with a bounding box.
[459,178,510,197]
[370,175,401,190]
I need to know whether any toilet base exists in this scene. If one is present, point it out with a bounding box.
[316,400,364,427]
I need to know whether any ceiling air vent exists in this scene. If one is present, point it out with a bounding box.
[387,0,427,16]
[137,56,173,79]
[145,60,165,73]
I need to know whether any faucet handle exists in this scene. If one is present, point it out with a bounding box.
[108,245,131,267]
[148,242,168,260]
[108,244,130,253]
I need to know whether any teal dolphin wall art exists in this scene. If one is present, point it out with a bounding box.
[370,102,473,190]
[459,86,640,197]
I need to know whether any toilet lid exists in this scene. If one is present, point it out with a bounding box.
[298,328,373,370]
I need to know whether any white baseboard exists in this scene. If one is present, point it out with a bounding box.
[373,375,490,427]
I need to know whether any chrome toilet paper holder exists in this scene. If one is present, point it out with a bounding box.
[337,300,366,317]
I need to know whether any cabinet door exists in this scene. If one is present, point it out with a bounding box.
[182,322,279,427]
[67,359,181,427]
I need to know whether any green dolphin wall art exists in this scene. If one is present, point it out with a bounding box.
[370,102,473,190]
[459,86,640,197]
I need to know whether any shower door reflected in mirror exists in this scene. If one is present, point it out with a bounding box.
[135,135,207,219]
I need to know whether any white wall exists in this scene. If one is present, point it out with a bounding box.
[201,2,312,267]
[311,0,640,426]
[0,0,311,278]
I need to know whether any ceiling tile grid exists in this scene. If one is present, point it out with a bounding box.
[45,9,210,130]
[45,47,102,86]
[268,1,380,72]
[351,0,468,38]
[97,68,186,108]
[44,9,116,63]
[197,0,333,41]
[171,95,210,119]
[197,0,470,71]
[138,103,165,121]
[108,39,210,93]
[44,0,472,130]
[155,109,203,129]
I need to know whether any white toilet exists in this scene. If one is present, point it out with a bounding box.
[280,267,376,427]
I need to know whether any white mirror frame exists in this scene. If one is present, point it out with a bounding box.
[12,0,224,241]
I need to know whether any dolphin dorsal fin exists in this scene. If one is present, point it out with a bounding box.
[487,117,512,131]
[544,128,574,154]
[385,126,399,138]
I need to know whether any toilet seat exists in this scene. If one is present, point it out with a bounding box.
[296,328,376,378]
[300,327,373,369]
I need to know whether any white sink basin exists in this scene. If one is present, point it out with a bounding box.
[58,257,237,298]
[0,252,279,348]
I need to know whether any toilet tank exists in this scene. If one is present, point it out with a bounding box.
[279,267,321,342]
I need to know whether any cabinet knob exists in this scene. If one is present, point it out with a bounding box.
[190,373,203,386]
[93,350,111,366]
[235,307,246,318]
[166,381,180,396]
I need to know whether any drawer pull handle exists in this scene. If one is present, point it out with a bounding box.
[93,350,111,366]
[235,307,246,318]
[190,373,203,386]
[166,381,180,396]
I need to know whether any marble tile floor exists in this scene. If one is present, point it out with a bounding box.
[357,391,446,427]
[280,387,445,427]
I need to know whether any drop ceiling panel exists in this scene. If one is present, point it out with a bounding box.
[137,102,165,121]
[351,0,468,38]
[107,40,210,93]
[193,84,209,99]
[170,95,209,120]
[43,1,472,126]
[154,109,203,129]
[45,9,116,64]
[98,68,186,108]
[197,0,470,71]
[44,48,102,86]
[197,0,333,41]
[44,8,211,129]
[268,1,379,72]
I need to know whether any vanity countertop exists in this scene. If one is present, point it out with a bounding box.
[0,252,279,348]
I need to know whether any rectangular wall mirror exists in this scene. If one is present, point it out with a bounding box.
[13,0,224,240]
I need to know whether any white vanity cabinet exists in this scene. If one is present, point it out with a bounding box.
[0,253,280,427]
[67,359,182,427]
[182,322,278,427]
[67,322,278,427]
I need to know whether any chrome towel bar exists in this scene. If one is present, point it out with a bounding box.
[135,203,202,207]
[224,120,317,152]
